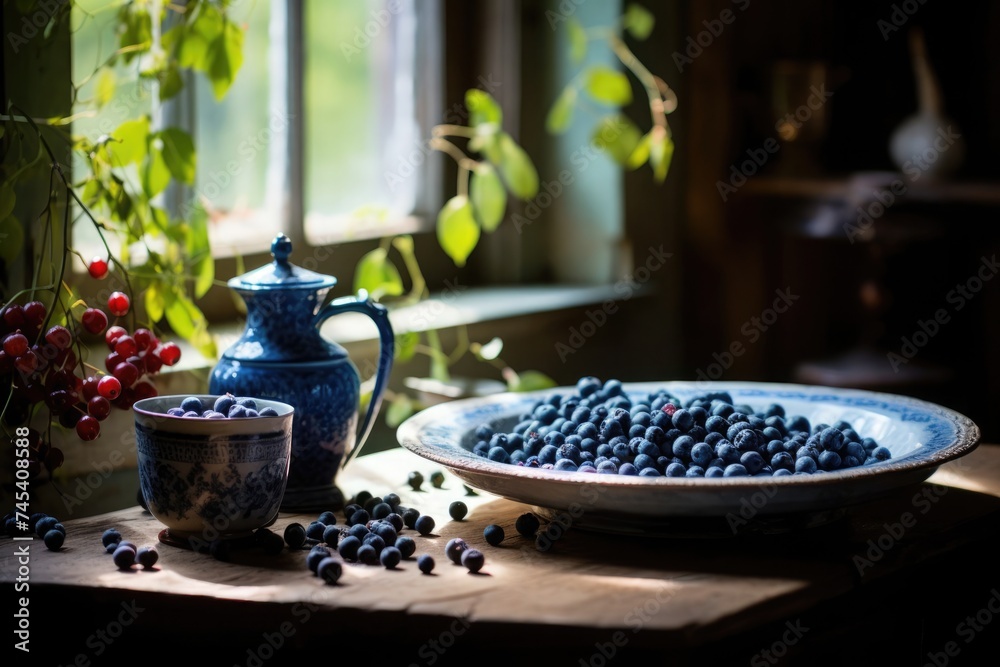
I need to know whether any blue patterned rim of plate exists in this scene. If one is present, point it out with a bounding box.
[396,381,981,522]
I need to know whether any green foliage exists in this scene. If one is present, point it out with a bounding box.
[547,2,677,183]
[436,195,479,267]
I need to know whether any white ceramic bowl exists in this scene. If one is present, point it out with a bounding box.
[133,395,294,545]
[397,382,980,535]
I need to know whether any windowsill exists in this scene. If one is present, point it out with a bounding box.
[158,281,656,379]
[204,209,433,259]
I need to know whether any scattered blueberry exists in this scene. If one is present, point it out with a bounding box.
[113,544,136,569]
[515,513,540,538]
[461,548,485,573]
[414,515,435,536]
[284,523,307,549]
[395,536,416,559]
[417,554,435,574]
[445,538,468,564]
[430,471,446,488]
[136,546,159,568]
[357,544,378,565]
[317,556,343,584]
[448,501,468,521]
[407,471,424,491]
[35,516,58,537]
[44,529,65,551]
[308,545,335,572]
[380,546,402,569]
[484,524,504,546]
[102,528,122,548]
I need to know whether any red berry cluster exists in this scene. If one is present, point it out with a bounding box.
[1,287,182,480]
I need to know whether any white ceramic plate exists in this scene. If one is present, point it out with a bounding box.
[396,382,981,535]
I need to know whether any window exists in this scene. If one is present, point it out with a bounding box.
[71,0,443,259]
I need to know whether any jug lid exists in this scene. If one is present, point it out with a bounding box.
[228,233,337,291]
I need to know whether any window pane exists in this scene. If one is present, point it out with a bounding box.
[192,0,276,251]
[70,0,154,260]
[304,0,438,240]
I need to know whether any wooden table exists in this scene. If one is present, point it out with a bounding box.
[5,445,1000,666]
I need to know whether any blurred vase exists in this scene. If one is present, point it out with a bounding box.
[888,27,965,180]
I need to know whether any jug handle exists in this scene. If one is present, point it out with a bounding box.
[313,289,394,469]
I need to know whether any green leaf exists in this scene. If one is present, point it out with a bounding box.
[546,86,576,134]
[385,394,415,428]
[185,203,214,298]
[465,89,503,127]
[469,163,506,232]
[0,215,24,263]
[108,116,149,166]
[163,288,197,339]
[507,370,558,393]
[145,282,165,322]
[495,133,539,200]
[584,66,633,106]
[627,130,653,170]
[568,18,587,63]
[354,248,404,299]
[436,195,480,267]
[174,4,224,71]
[469,125,501,162]
[191,326,218,360]
[206,18,244,100]
[158,64,184,101]
[158,127,196,185]
[394,331,419,363]
[142,140,171,198]
[649,130,675,183]
[591,115,642,166]
[0,183,16,220]
[117,4,152,61]
[95,69,116,108]
[623,4,655,40]
[476,337,503,361]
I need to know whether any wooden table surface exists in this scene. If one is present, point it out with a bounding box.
[5,444,1000,666]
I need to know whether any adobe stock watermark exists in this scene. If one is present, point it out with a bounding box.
[843,125,962,244]
[6,0,68,54]
[577,584,676,667]
[510,114,633,235]
[853,482,952,577]
[726,481,778,534]
[407,616,472,667]
[236,597,327,667]
[672,0,751,73]
[180,109,292,213]
[886,254,998,373]
[48,599,145,665]
[877,0,929,41]
[384,74,501,193]
[692,287,799,388]
[339,0,406,62]
[717,85,832,202]
[750,618,810,666]
[554,245,673,363]
[545,0,587,30]
[921,588,1000,667]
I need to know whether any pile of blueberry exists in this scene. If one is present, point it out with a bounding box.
[101,528,159,570]
[288,490,443,583]
[164,394,280,419]
[1,511,68,551]
[471,377,893,478]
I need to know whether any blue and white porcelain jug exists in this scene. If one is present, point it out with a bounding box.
[209,234,394,511]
